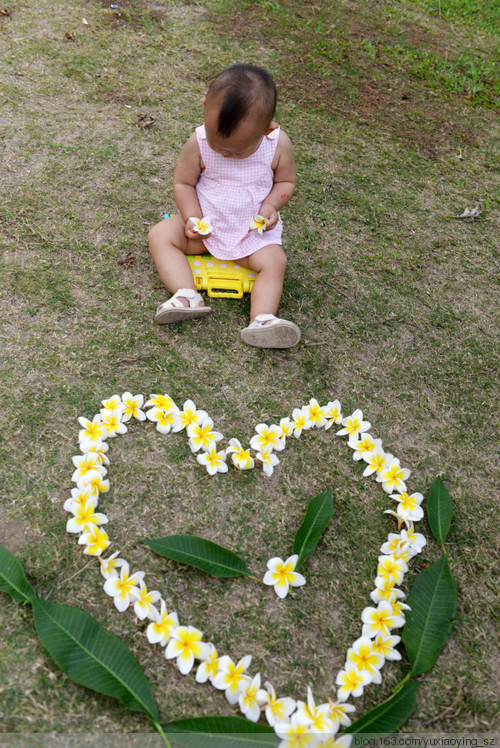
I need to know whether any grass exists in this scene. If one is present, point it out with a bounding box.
[0,0,499,737]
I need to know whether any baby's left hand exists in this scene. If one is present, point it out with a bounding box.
[258,203,279,231]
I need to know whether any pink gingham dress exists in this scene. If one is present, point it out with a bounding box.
[195,125,283,260]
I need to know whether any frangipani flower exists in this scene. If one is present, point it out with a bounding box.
[371,633,402,661]
[263,555,306,598]
[187,417,223,452]
[131,580,161,620]
[380,533,412,560]
[362,448,391,477]
[305,399,327,428]
[274,711,316,747]
[239,673,267,722]
[249,214,269,234]
[63,486,97,512]
[279,417,293,441]
[100,408,127,437]
[361,601,405,639]
[212,655,252,704]
[174,400,208,432]
[370,577,406,605]
[324,400,342,430]
[318,736,352,748]
[84,472,110,498]
[346,636,384,684]
[327,699,356,732]
[103,561,145,612]
[82,439,110,466]
[146,602,179,646]
[101,395,122,411]
[165,626,210,675]
[256,448,280,477]
[296,686,334,734]
[389,598,411,621]
[250,423,285,453]
[71,452,106,486]
[261,682,296,727]
[389,490,424,522]
[401,524,427,553]
[336,409,371,440]
[291,407,312,438]
[226,438,254,470]
[78,525,110,556]
[121,392,146,422]
[146,405,181,434]
[145,393,176,410]
[196,643,220,684]
[376,554,408,586]
[335,661,371,701]
[189,216,213,235]
[197,445,228,475]
[376,458,410,494]
[78,415,108,446]
[348,434,382,461]
[98,551,124,579]
[66,500,108,534]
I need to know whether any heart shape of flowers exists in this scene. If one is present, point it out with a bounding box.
[65,393,426,746]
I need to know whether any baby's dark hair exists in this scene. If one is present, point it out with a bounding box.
[207,64,277,138]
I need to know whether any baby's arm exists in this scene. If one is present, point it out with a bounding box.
[259,131,296,231]
[173,134,208,239]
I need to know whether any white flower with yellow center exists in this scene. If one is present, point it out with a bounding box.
[66,499,108,534]
[291,407,312,438]
[261,682,296,727]
[239,672,267,722]
[318,735,352,748]
[274,711,316,748]
[296,686,334,735]
[187,417,223,452]
[250,423,285,453]
[121,392,146,422]
[324,400,342,430]
[165,626,210,675]
[335,661,371,702]
[249,214,269,234]
[336,409,371,440]
[380,532,411,558]
[346,636,384,684]
[401,524,427,553]
[195,643,220,684]
[389,490,424,521]
[71,452,106,486]
[84,472,110,498]
[78,415,108,447]
[376,554,408,586]
[174,400,208,432]
[100,407,127,438]
[263,555,306,599]
[370,576,406,605]
[131,580,161,620]
[63,486,97,512]
[189,216,213,235]
[327,699,356,732]
[348,433,382,461]
[98,551,124,579]
[103,561,144,612]
[362,448,391,477]
[361,601,405,638]
[82,439,110,466]
[226,438,254,470]
[306,399,327,428]
[145,393,176,410]
[256,448,280,477]
[101,395,122,411]
[371,633,402,661]
[78,525,110,556]
[390,599,411,621]
[197,445,228,475]
[146,405,181,434]
[212,655,252,704]
[279,417,293,441]
[376,457,410,493]
[146,602,179,646]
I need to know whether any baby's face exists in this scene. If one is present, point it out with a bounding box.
[203,96,267,159]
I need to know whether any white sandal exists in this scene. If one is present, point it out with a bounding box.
[240,313,301,348]
[155,288,212,324]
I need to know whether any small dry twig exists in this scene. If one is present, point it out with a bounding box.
[446,202,482,221]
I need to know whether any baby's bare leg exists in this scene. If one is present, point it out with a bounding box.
[148,214,206,306]
[239,244,287,321]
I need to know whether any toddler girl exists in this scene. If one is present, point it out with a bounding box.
[148,64,300,348]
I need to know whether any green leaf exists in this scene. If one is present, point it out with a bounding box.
[144,535,253,578]
[426,476,453,544]
[292,489,333,569]
[0,544,36,603]
[346,680,418,735]
[402,555,457,677]
[32,599,159,721]
[163,716,278,748]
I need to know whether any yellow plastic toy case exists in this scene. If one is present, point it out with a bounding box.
[187,254,257,298]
